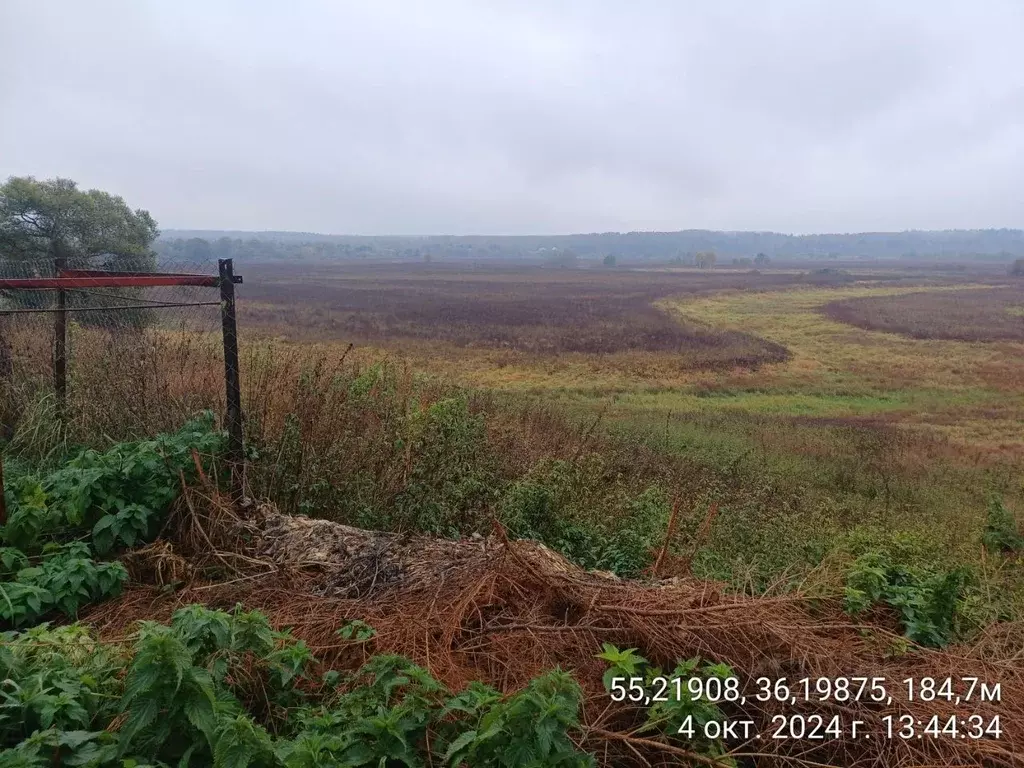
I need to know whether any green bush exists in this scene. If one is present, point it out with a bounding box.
[390,397,498,535]
[0,416,224,629]
[1,610,595,767]
[498,462,669,576]
[843,551,970,647]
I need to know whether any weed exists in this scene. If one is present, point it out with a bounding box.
[2,607,599,767]
[982,496,1024,554]
[843,551,970,647]
[498,460,669,576]
[0,417,224,628]
[596,643,735,764]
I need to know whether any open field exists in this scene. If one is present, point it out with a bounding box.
[4,260,1024,767]
[237,263,928,367]
[237,261,971,390]
[656,284,1024,452]
[232,268,1024,596]
[238,265,1023,458]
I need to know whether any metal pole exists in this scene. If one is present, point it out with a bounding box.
[219,258,244,500]
[0,454,6,527]
[54,249,67,414]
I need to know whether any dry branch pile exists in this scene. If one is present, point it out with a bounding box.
[84,489,1023,767]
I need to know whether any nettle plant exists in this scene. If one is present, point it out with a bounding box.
[0,414,225,628]
[1,607,596,768]
[597,643,737,765]
[843,551,970,648]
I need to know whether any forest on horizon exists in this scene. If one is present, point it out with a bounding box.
[158,226,1024,265]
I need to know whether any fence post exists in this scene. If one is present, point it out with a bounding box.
[218,258,244,500]
[0,453,6,526]
[53,250,67,415]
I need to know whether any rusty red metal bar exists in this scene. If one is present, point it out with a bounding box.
[0,268,222,290]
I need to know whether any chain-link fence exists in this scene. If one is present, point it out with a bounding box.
[0,253,243,490]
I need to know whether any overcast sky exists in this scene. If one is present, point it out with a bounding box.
[2,1,1023,235]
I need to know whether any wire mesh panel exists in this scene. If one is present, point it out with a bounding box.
[0,252,236,453]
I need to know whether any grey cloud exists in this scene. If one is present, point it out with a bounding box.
[1,0,1022,234]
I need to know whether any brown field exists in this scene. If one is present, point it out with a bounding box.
[237,263,899,369]
[822,285,1024,341]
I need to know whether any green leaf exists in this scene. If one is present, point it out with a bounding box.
[443,730,478,764]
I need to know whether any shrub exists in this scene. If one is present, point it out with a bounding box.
[843,551,970,647]
[982,496,1024,554]
[498,462,669,576]
[1,609,597,767]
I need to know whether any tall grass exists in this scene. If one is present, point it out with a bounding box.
[3,317,1023,631]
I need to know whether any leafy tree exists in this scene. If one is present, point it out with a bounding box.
[0,176,158,273]
[1010,258,1024,276]
[754,252,770,265]
[602,254,616,267]
[0,176,159,326]
[183,237,213,262]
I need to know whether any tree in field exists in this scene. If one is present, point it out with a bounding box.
[754,252,770,265]
[0,176,159,325]
[602,253,617,267]
[695,251,717,269]
[1010,258,1024,276]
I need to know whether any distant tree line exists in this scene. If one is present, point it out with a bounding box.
[159,228,1024,265]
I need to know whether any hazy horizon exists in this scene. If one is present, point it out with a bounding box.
[160,226,1024,240]
[4,1,1024,235]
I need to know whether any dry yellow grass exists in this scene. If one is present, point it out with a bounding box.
[275,281,1020,456]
